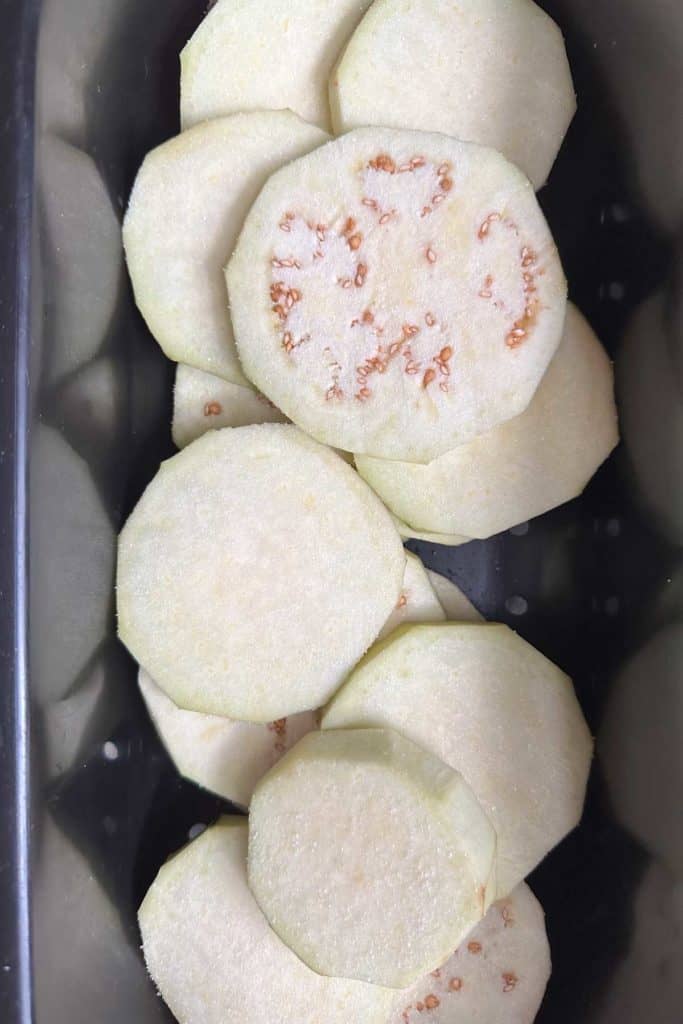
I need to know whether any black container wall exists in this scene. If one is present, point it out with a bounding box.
[0,2,681,1023]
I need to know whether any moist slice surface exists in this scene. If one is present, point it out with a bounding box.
[123,111,327,383]
[139,669,316,807]
[323,623,592,897]
[330,0,576,189]
[172,364,287,449]
[139,819,395,1024]
[228,127,567,462]
[117,425,405,721]
[136,553,439,803]
[248,729,496,988]
[180,0,372,131]
[390,883,551,1024]
[357,304,618,537]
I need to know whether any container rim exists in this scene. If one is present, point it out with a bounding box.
[0,1,40,1020]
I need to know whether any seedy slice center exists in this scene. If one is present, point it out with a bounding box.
[268,152,544,405]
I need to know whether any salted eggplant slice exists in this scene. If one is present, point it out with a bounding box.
[248,729,496,988]
[391,883,551,1024]
[139,819,395,1024]
[357,305,618,538]
[123,111,327,383]
[330,0,575,189]
[180,0,372,131]
[117,425,405,721]
[172,364,287,449]
[138,670,317,807]
[228,127,566,462]
[138,552,437,802]
[323,623,593,897]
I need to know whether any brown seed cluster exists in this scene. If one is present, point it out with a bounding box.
[269,215,319,353]
[478,212,502,240]
[324,349,344,402]
[479,274,494,299]
[369,153,398,173]
[281,330,311,355]
[505,246,540,348]
[270,281,302,322]
[420,160,454,218]
[402,345,421,377]
[436,345,453,371]
[401,992,442,1021]
[401,156,426,172]
[365,153,453,221]
[271,257,301,270]
[421,345,453,393]
[502,971,519,993]
[477,213,542,349]
[267,717,288,755]
[354,320,433,401]
[341,216,363,252]
[269,154,463,404]
[337,226,368,292]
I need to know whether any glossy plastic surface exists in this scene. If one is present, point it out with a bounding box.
[1,1,681,1022]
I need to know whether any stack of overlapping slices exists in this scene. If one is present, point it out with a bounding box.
[118,2,619,1022]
